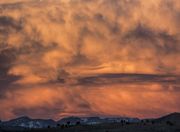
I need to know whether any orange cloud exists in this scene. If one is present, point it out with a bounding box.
[0,0,180,120]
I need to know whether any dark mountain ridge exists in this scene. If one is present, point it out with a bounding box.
[155,112,180,124]
[0,112,180,129]
[1,116,56,128]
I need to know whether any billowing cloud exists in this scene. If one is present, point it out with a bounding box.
[0,0,180,120]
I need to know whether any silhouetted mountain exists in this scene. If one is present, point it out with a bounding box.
[1,112,180,129]
[1,116,140,128]
[155,112,180,124]
[2,116,56,128]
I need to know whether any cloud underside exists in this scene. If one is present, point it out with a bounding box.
[0,0,180,120]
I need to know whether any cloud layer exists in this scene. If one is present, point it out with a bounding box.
[0,0,180,120]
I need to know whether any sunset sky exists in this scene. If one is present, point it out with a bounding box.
[0,0,180,121]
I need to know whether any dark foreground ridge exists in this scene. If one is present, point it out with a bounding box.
[0,112,180,132]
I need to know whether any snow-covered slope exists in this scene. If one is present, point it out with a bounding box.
[2,116,140,128]
[2,116,56,128]
[57,116,140,125]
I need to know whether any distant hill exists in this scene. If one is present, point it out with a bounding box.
[1,116,140,128]
[1,112,180,129]
[1,116,56,128]
[155,112,180,124]
[1,113,180,132]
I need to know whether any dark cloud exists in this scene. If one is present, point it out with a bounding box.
[0,48,19,87]
[0,22,21,96]
[0,16,22,36]
[0,48,15,73]
[0,16,21,29]
[56,69,70,83]
[124,24,179,51]
[68,53,96,67]
[125,24,156,42]
[77,73,180,87]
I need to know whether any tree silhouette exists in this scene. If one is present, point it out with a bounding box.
[151,120,155,124]
[67,121,70,125]
[76,121,80,125]
[121,120,125,126]
[61,124,65,129]
[145,119,149,123]
[126,122,130,125]
[166,121,174,126]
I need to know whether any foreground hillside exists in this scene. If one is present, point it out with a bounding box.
[1,122,180,132]
[0,113,180,132]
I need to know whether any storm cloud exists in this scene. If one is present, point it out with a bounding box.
[0,0,180,120]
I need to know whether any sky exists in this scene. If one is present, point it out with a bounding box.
[0,0,180,121]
